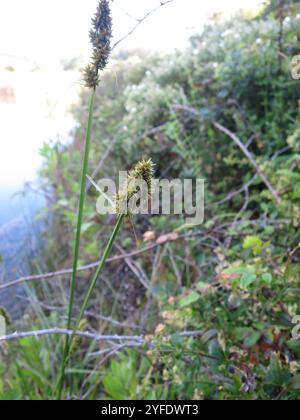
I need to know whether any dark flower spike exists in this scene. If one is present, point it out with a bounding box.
[83,0,112,89]
[82,64,100,90]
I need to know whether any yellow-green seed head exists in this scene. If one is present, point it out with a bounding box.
[129,158,155,193]
[116,159,155,215]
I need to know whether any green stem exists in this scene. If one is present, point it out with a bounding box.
[56,214,124,399]
[56,89,95,400]
[75,214,125,328]
[57,215,125,399]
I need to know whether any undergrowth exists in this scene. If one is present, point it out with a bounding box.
[1,0,300,400]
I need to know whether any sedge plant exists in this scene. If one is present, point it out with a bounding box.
[56,0,113,399]
[74,158,155,330]
[56,0,155,399]
[57,157,155,398]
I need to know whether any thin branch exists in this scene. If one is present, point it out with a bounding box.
[213,122,282,205]
[0,328,143,343]
[216,146,291,206]
[88,330,208,360]
[2,217,287,293]
[112,0,175,50]
[0,231,203,292]
[217,175,258,205]
[84,311,142,330]
[88,342,142,358]
[0,328,204,344]
[172,104,282,205]
[16,295,142,330]
[0,245,157,292]
[115,244,151,290]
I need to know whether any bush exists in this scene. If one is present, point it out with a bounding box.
[2,2,300,400]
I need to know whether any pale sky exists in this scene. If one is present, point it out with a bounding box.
[0,0,263,188]
[0,0,263,66]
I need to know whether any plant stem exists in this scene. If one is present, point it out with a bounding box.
[75,214,125,329]
[56,88,95,400]
[56,214,124,399]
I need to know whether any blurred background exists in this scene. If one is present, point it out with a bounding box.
[0,0,262,189]
[0,0,262,302]
[1,0,300,400]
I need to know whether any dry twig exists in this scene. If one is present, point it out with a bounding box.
[0,327,204,344]
[112,0,175,50]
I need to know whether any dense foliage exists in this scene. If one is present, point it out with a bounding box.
[1,1,300,400]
